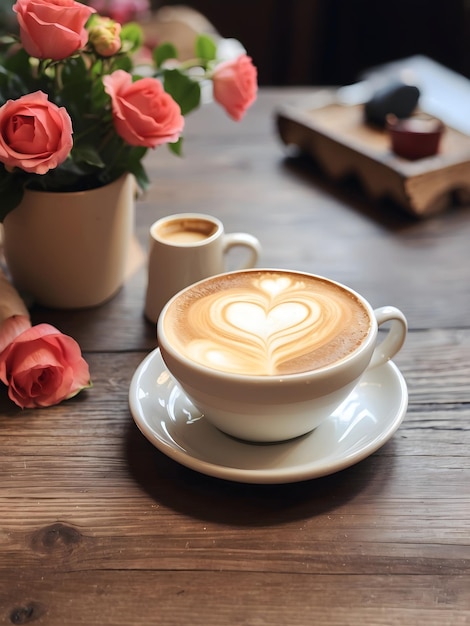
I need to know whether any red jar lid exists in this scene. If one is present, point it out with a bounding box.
[387,114,444,160]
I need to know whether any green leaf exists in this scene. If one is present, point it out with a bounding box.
[168,137,183,156]
[0,48,31,101]
[2,46,30,75]
[0,35,18,47]
[163,69,201,116]
[59,57,94,114]
[90,76,109,112]
[120,22,143,54]
[72,144,105,168]
[38,154,105,188]
[153,42,178,68]
[127,159,150,192]
[0,68,25,103]
[0,169,25,222]
[61,54,89,85]
[112,53,133,73]
[195,34,217,63]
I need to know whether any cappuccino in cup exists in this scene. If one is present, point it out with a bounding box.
[163,270,371,376]
[158,269,407,442]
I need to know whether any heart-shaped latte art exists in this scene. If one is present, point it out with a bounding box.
[225,301,316,340]
[183,276,354,375]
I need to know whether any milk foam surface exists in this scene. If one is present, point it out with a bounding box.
[164,271,371,375]
[161,230,209,244]
[156,217,217,245]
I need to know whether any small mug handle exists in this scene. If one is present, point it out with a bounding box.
[223,233,262,269]
[369,306,408,369]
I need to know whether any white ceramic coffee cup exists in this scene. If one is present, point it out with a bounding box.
[144,213,261,324]
[157,269,407,443]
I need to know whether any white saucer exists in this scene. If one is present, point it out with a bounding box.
[129,348,408,484]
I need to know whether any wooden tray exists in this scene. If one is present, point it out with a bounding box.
[276,91,470,216]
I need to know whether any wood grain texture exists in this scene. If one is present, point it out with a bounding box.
[1,89,469,626]
[3,571,470,626]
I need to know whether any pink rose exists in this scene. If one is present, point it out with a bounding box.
[0,323,91,409]
[13,0,95,60]
[103,70,184,148]
[212,54,258,121]
[0,91,73,175]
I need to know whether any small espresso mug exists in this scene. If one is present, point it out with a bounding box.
[144,213,261,324]
[157,269,408,442]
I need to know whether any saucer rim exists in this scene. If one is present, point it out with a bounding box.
[129,348,408,484]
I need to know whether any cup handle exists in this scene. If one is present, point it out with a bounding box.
[368,306,407,369]
[223,233,261,269]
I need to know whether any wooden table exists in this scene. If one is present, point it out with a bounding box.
[1,89,469,625]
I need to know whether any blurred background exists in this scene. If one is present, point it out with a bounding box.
[150,0,470,86]
[1,0,469,86]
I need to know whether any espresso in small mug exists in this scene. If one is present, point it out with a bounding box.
[144,213,261,324]
[157,269,408,442]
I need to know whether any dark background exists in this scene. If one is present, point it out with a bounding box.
[1,0,468,86]
[153,0,470,86]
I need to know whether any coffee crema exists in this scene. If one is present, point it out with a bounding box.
[156,218,218,245]
[163,271,371,376]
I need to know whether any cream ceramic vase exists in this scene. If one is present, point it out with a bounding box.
[2,173,135,309]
